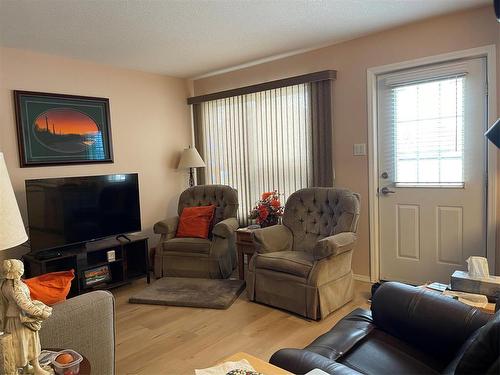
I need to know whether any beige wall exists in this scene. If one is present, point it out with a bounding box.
[193,6,500,277]
[0,47,192,260]
[0,7,497,276]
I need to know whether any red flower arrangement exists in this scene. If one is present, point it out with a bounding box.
[249,191,284,227]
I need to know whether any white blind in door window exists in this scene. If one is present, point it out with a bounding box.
[390,75,465,187]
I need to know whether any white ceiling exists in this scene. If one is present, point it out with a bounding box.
[0,0,490,78]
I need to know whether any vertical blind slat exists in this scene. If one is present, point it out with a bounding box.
[198,83,313,225]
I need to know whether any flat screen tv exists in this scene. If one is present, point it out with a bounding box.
[25,173,141,253]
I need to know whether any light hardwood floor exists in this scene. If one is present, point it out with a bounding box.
[114,278,371,375]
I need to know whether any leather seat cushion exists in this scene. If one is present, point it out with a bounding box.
[163,237,212,254]
[306,308,375,360]
[371,282,489,361]
[339,328,443,374]
[255,251,314,278]
[445,310,500,374]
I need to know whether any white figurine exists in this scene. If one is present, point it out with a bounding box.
[0,259,52,375]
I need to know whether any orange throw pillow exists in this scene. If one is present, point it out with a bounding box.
[25,269,75,305]
[176,205,216,239]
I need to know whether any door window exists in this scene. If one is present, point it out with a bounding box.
[392,76,465,187]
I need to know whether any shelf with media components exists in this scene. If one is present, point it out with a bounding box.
[23,234,150,297]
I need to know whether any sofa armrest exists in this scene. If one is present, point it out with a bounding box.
[312,232,357,260]
[212,217,239,239]
[153,216,179,239]
[252,224,293,254]
[40,290,115,375]
[372,282,490,362]
[270,349,362,375]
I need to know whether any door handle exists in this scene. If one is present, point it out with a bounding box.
[380,186,396,195]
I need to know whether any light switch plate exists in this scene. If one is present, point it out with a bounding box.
[353,143,367,156]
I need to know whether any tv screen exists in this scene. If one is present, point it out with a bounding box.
[25,173,141,252]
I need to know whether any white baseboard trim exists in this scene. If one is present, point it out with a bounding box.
[353,274,371,283]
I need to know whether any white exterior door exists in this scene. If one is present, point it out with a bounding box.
[377,57,487,284]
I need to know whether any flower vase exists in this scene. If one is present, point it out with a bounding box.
[260,216,279,228]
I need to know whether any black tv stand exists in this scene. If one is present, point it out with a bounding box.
[115,234,131,242]
[23,234,150,297]
[34,250,63,261]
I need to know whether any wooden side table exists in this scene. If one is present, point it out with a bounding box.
[236,228,257,280]
[418,284,496,314]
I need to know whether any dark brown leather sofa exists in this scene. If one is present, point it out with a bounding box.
[270,282,499,374]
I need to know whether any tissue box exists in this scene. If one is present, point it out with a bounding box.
[451,270,500,301]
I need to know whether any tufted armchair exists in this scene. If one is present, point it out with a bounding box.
[247,187,360,320]
[153,185,239,279]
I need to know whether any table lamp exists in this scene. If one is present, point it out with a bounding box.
[0,152,28,251]
[177,146,206,187]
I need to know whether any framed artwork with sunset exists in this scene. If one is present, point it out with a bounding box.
[14,91,113,167]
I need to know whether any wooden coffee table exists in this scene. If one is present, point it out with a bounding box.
[219,352,292,375]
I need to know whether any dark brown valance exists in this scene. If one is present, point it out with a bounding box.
[187,70,336,105]
[311,79,334,187]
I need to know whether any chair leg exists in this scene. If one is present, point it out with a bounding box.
[154,248,163,278]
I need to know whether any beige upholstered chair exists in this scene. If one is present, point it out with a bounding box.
[153,185,239,279]
[247,187,360,320]
[41,291,115,375]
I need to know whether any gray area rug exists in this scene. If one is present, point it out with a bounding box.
[129,277,246,309]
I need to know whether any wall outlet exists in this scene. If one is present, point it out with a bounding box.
[353,143,367,156]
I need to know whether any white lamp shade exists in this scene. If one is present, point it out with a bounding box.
[0,153,28,250]
[177,147,206,169]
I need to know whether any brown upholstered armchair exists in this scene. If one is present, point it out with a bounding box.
[153,185,239,279]
[247,187,360,320]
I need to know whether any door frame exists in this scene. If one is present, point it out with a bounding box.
[367,45,497,283]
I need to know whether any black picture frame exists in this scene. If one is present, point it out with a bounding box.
[14,90,114,167]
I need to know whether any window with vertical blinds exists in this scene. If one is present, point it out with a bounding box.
[197,84,313,224]
[378,62,468,188]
